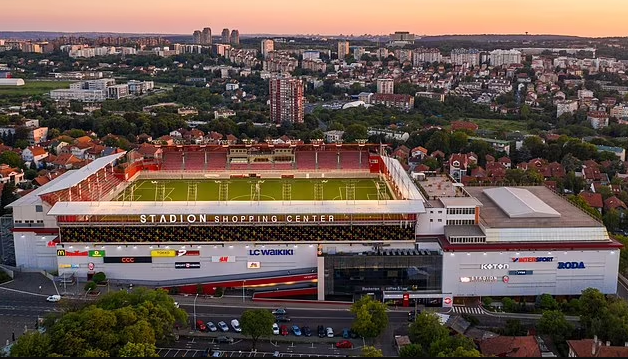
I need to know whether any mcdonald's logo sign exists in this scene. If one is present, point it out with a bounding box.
[57,249,88,257]
[103,256,152,264]
[57,249,66,256]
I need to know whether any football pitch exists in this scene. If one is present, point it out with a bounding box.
[116,178,393,201]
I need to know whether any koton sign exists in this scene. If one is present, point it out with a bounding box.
[480,263,510,270]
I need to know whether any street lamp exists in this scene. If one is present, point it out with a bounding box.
[84,287,92,300]
[193,293,199,330]
[242,280,246,303]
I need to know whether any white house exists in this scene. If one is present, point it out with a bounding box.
[21,146,49,166]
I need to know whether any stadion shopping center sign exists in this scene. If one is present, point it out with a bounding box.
[139,214,336,224]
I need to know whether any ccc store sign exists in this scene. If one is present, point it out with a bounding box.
[103,256,152,264]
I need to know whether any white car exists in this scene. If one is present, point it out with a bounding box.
[46,295,61,302]
[272,323,280,335]
[231,319,242,332]
[207,321,218,332]
[218,321,229,332]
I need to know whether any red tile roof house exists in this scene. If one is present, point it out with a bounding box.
[579,192,604,213]
[479,336,541,357]
[568,337,628,357]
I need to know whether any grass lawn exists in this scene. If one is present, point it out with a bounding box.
[117,178,392,202]
[468,118,529,133]
[0,80,72,96]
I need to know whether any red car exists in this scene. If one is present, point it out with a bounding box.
[196,319,207,332]
[280,325,289,336]
[336,340,353,349]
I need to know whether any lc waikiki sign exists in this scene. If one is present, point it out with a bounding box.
[139,214,335,224]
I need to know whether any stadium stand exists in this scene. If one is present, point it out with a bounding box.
[59,225,416,243]
[317,151,339,170]
[273,162,294,170]
[184,151,205,170]
[162,152,184,170]
[340,151,363,170]
[230,163,249,171]
[207,152,227,170]
[295,151,316,170]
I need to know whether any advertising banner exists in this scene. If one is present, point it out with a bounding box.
[247,261,261,269]
[151,250,176,257]
[88,250,105,257]
[175,262,201,269]
[211,256,235,263]
[103,256,152,264]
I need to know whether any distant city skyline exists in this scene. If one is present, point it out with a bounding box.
[2,0,628,38]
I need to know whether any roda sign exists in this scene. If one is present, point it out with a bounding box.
[557,261,586,269]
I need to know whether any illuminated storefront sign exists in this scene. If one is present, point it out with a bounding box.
[211,256,235,263]
[175,262,201,269]
[177,250,200,256]
[480,263,510,270]
[59,264,80,269]
[139,214,335,224]
[247,261,261,269]
[508,270,534,275]
[88,250,105,257]
[460,276,499,283]
[151,250,176,257]
[103,257,152,264]
[511,257,554,263]
[558,261,586,269]
[249,249,294,256]
[57,249,88,257]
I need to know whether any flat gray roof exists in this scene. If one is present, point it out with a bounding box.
[465,186,604,229]
[47,199,426,216]
[444,225,486,238]
[483,187,560,218]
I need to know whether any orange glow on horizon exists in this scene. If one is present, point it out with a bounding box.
[2,0,628,37]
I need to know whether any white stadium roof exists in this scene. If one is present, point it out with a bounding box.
[37,152,126,196]
[483,187,561,218]
[47,199,426,216]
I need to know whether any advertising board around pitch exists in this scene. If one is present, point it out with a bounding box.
[175,262,201,269]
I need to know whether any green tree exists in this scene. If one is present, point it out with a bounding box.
[503,319,527,336]
[118,342,159,357]
[450,131,469,153]
[342,123,368,142]
[537,294,559,310]
[603,209,621,232]
[422,157,440,170]
[425,131,450,154]
[399,343,423,357]
[360,345,384,357]
[0,150,23,168]
[83,348,111,357]
[408,312,449,354]
[537,310,574,343]
[10,331,52,357]
[350,295,389,339]
[84,281,97,292]
[430,335,477,357]
[240,309,275,349]
[440,346,482,357]
[92,272,107,284]
[579,288,608,336]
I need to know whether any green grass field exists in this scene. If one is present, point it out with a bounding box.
[0,80,73,96]
[468,118,529,133]
[117,178,392,201]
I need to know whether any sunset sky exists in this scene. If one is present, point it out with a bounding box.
[3,0,628,37]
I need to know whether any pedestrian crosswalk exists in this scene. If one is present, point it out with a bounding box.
[451,306,484,315]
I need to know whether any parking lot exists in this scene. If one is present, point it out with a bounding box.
[157,348,348,357]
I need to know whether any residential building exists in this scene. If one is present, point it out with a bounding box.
[371,93,414,111]
[107,84,130,99]
[28,126,48,145]
[324,130,345,143]
[192,30,202,44]
[376,48,388,60]
[389,31,415,46]
[21,146,48,166]
[269,76,305,124]
[376,78,394,94]
[610,104,628,119]
[568,337,628,357]
[221,28,230,44]
[588,111,610,129]
[302,51,320,60]
[367,128,410,142]
[353,47,365,61]
[450,48,480,67]
[337,41,350,61]
[489,49,522,66]
[230,30,240,45]
[261,39,274,58]
[201,27,212,45]
[301,59,326,72]
[413,48,442,66]
[556,100,579,117]
[596,145,626,161]
[0,165,24,185]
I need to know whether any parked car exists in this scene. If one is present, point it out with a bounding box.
[174,301,180,308]
[291,325,302,336]
[349,329,359,339]
[317,325,325,338]
[275,316,291,323]
[196,320,207,332]
[342,328,350,339]
[216,336,234,344]
[302,326,312,337]
[46,295,61,302]
[273,351,280,357]
[280,325,289,336]
[206,321,217,332]
[211,350,223,357]
[326,327,334,338]
[336,340,353,349]
[217,321,229,332]
[231,319,242,332]
[272,323,280,335]
[271,308,287,315]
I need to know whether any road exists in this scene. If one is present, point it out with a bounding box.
[0,290,59,346]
